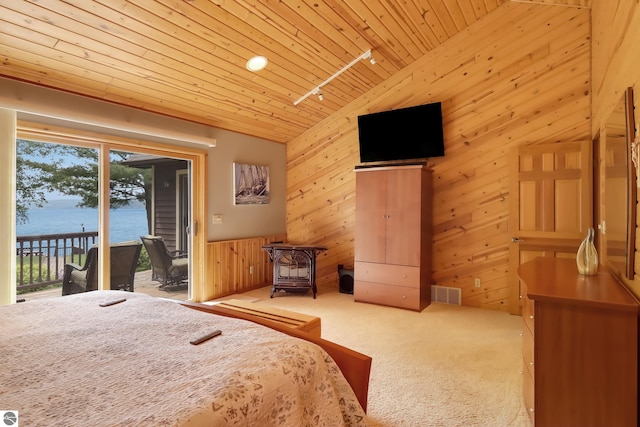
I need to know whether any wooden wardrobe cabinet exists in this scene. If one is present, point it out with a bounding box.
[354,165,432,311]
[518,257,639,427]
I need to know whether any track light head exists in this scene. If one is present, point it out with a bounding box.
[311,87,323,101]
[369,56,376,65]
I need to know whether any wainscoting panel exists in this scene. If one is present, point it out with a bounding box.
[204,234,286,301]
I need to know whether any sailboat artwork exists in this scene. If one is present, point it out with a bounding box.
[233,163,270,205]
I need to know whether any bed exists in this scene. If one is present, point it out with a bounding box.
[0,291,371,426]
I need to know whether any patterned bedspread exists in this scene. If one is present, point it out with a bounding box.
[0,291,367,426]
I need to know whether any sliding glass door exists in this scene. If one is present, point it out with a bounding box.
[118,151,192,299]
[14,135,197,302]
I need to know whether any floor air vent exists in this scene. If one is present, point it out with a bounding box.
[431,285,462,305]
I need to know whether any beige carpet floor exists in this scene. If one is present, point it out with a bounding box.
[209,285,533,427]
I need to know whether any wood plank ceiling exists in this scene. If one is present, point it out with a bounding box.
[0,0,590,144]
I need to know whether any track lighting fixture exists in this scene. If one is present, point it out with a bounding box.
[294,49,375,105]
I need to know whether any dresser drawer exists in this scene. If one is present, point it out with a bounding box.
[522,296,534,334]
[523,368,535,424]
[354,280,421,310]
[522,324,534,378]
[354,262,420,287]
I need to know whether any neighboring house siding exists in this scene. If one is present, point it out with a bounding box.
[154,163,185,252]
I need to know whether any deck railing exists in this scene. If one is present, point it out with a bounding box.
[16,231,98,292]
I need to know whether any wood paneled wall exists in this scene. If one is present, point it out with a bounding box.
[592,0,640,298]
[203,234,286,302]
[286,2,591,311]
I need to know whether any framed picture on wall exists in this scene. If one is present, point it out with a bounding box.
[233,163,270,205]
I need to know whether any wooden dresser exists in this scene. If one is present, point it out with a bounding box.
[517,257,639,427]
[353,165,432,311]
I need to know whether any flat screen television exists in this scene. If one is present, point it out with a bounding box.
[357,102,444,164]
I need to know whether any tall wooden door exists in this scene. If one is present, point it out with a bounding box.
[508,141,592,314]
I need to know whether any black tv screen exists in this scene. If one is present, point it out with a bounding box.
[357,102,444,163]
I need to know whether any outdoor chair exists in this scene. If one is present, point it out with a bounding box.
[62,241,142,295]
[140,235,188,288]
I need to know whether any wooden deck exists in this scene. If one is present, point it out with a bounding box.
[18,269,189,302]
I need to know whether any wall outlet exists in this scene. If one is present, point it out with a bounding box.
[212,214,223,224]
[249,265,254,274]
[474,278,481,288]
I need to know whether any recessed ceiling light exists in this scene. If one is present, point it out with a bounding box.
[246,56,268,72]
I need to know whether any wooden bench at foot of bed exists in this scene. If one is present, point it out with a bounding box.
[179,300,372,412]
[210,299,322,338]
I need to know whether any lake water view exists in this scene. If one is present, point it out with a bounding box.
[17,199,149,244]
